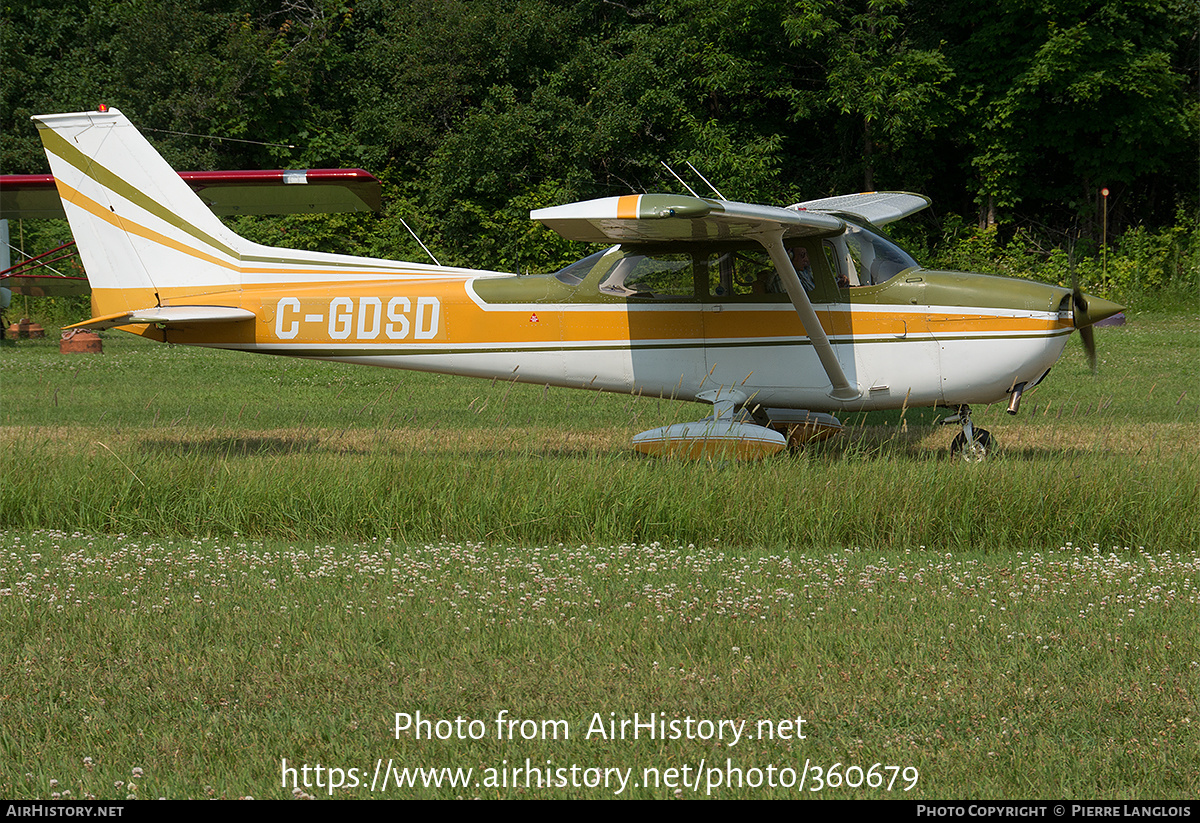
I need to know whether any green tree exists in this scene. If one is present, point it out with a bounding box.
[933,0,1197,230]
[783,0,955,192]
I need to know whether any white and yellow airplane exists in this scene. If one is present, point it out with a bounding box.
[32,107,1122,459]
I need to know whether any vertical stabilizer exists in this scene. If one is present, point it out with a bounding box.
[32,109,249,317]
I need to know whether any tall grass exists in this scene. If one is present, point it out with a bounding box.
[2,426,1196,551]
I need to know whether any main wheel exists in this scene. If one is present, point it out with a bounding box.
[950,428,992,462]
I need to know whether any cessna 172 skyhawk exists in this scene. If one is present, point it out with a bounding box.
[32,107,1122,459]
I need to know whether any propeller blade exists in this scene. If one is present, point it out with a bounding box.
[1079,321,1097,374]
[1068,244,1111,374]
[1075,248,1094,374]
[1071,274,1096,373]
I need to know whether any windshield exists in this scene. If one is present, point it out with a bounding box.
[841,223,920,286]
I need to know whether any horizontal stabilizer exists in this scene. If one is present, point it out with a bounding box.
[65,305,256,330]
[791,192,930,226]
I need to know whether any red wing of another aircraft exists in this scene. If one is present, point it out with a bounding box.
[1,168,381,219]
[0,168,382,296]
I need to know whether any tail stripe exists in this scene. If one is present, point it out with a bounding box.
[39,126,240,260]
[54,178,239,272]
[45,126,447,277]
[34,108,476,314]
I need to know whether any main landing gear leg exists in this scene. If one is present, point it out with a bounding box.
[943,405,992,462]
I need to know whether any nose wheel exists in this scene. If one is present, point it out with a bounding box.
[942,406,992,461]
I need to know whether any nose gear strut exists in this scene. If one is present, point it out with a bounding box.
[942,405,992,461]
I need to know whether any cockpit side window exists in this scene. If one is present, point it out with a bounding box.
[705,248,780,297]
[823,240,853,287]
[705,243,838,300]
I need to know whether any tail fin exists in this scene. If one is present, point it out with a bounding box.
[32,109,249,318]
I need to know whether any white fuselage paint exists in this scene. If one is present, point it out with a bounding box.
[205,289,1070,413]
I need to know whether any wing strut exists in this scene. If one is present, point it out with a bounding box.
[754,229,860,401]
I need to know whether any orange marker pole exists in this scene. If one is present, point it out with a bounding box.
[1101,187,1109,291]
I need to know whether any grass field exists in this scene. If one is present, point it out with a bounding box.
[0,304,1196,799]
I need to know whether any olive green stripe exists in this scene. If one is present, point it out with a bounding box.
[39,124,416,273]
[39,126,240,259]
[927,329,1073,343]
[707,330,1072,348]
[218,343,708,357]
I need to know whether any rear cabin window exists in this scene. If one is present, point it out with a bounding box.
[554,248,610,286]
[599,252,694,298]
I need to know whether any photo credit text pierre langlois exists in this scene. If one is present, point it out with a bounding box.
[279,710,921,796]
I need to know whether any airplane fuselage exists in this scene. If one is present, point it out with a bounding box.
[129,252,1073,414]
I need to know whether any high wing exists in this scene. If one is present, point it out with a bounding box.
[532,194,844,243]
[791,191,930,226]
[532,195,860,400]
[0,169,382,220]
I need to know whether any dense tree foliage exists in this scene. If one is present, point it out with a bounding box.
[2,0,1195,274]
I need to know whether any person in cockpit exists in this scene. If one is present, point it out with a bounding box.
[791,246,815,293]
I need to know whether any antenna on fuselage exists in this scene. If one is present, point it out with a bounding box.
[399,216,441,266]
